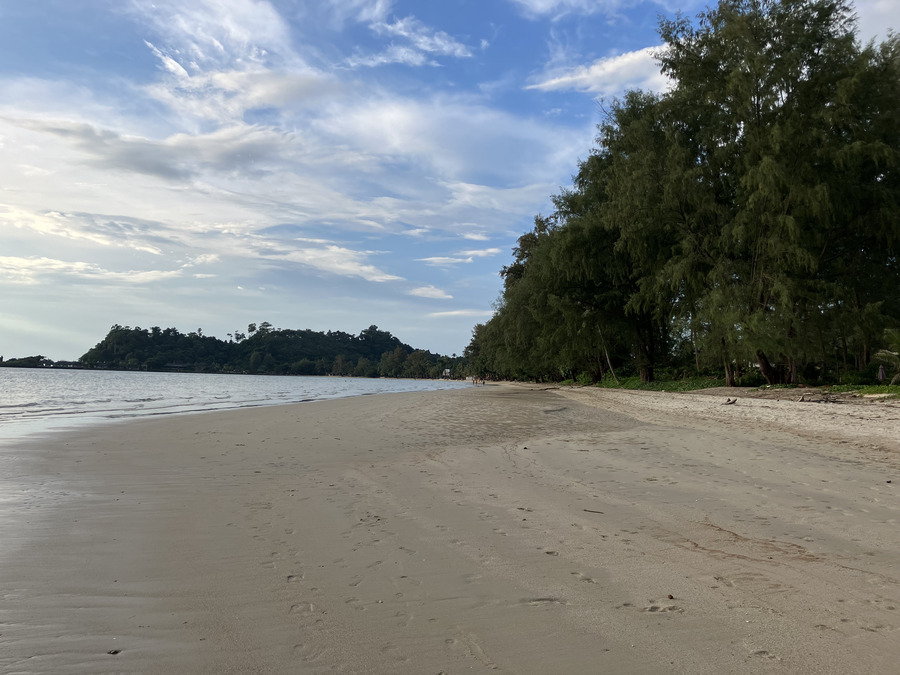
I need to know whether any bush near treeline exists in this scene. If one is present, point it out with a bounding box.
[64,323,465,378]
[466,0,900,387]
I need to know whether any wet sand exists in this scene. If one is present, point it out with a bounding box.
[1,384,897,673]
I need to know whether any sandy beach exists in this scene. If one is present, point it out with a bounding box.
[1,384,897,673]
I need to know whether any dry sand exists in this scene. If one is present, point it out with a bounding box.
[1,384,897,673]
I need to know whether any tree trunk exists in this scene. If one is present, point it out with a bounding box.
[691,328,701,375]
[841,333,849,371]
[788,357,798,385]
[756,349,779,385]
[721,337,735,386]
[724,359,735,387]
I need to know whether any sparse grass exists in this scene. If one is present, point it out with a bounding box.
[594,375,727,392]
[827,384,900,398]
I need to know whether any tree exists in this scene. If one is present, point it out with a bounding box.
[472,0,900,385]
[656,0,900,383]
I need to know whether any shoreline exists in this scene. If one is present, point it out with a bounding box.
[2,385,897,673]
[0,371,471,446]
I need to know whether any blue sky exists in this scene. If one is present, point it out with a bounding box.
[1,0,897,360]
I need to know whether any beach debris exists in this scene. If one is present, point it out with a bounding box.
[107,649,122,655]
[722,397,737,405]
[583,508,604,514]
[668,594,675,600]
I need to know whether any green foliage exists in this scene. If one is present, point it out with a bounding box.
[594,375,727,392]
[0,355,52,368]
[75,324,462,378]
[828,384,900,397]
[466,0,900,386]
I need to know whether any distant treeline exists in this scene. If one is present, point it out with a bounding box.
[2,324,465,379]
[465,0,900,387]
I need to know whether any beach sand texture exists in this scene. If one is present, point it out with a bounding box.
[1,385,897,673]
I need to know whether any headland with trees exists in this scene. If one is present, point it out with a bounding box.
[1,323,465,380]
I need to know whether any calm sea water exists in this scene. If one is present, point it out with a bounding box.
[0,369,469,442]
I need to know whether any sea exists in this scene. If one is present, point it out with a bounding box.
[0,368,470,443]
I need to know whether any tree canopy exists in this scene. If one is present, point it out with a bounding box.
[65,324,464,379]
[468,0,900,385]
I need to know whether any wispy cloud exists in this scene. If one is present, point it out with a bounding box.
[428,309,494,318]
[0,256,182,284]
[350,14,473,68]
[508,0,625,19]
[409,285,453,299]
[347,45,433,68]
[277,245,402,282]
[130,0,295,71]
[527,46,669,96]
[325,0,394,26]
[373,16,472,58]
[4,205,168,255]
[417,256,474,266]
[508,0,694,20]
[459,248,501,258]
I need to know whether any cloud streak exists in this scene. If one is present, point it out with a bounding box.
[410,285,453,299]
[527,46,669,96]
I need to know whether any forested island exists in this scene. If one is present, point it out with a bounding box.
[0,324,464,379]
[466,0,900,387]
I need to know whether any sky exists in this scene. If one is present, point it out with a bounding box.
[1,1,897,360]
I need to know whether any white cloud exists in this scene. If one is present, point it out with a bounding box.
[527,46,669,96]
[182,253,220,267]
[508,0,624,19]
[2,205,166,255]
[508,0,697,19]
[417,256,474,266]
[348,45,432,68]
[403,228,429,237]
[409,285,453,299]
[372,16,472,58]
[0,256,182,284]
[325,0,394,25]
[132,0,340,126]
[130,0,295,71]
[459,248,501,257]
[278,245,402,282]
[428,309,494,318]
[350,14,472,68]
[143,59,339,125]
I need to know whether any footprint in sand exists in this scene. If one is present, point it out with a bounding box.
[292,642,327,662]
[643,602,684,613]
[750,649,780,661]
[290,602,319,616]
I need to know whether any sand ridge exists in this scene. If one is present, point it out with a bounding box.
[1,385,897,673]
